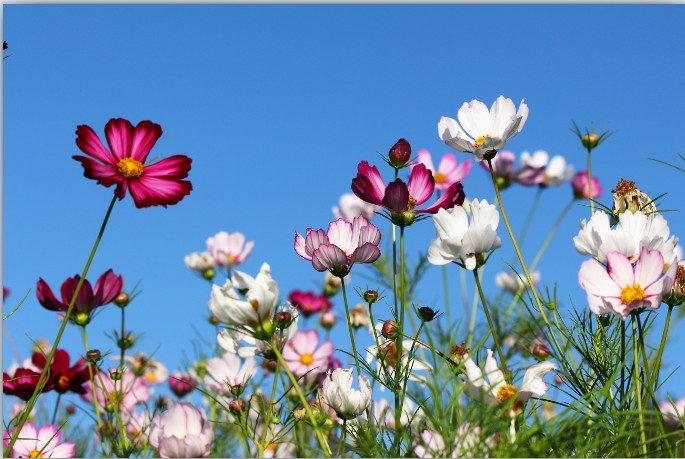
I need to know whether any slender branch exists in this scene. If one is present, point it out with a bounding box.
[586,149,595,214]
[341,278,362,378]
[473,269,510,383]
[632,316,648,456]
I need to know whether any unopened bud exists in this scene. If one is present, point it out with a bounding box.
[86,349,102,363]
[664,265,685,307]
[323,272,342,297]
[109,370,122,382]
[202,268,215,281]
[388,138,411,168]
[582,133,599,150]
[117,332,135,350]
[417,306,437,323]
[263,359,278,372]
[114,292,130,307]
[274,311,292,330]
[363,290,379,304]
[209,315,220,325]
[381,320,399,340]
[230,384,244,397]
[532,344,551,360]
[229,398,247,415]
[252,320,275,340]
[555,373,564,384]
[155,396,170,411]
[319,311,337,330]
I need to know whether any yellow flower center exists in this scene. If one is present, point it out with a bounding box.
[300,353,314,365]
[117,157,144,178]
[497,384,518,402]
[145,373,157,383]
[474,135,492,149]
[266,443,278,452]
[434,172,446,184]
[28,450,44,458]
[620,284,645,305]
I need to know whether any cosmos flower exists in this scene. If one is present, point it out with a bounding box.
[206,231,254,270]
[3,423,75,458]
[168,373,197,398]
[438,96,529,161]
[282,330,334,379]
[514,150,574,187]
[659,398,685,426]
[148,402,214,458]
[411,149,472,191]
[33,349,89,394]
[204,353,258,396]
[82,368,152,411]
[288,291,333,317]
[73,118,192,208]
[333,193,380,222]
[320,368,372,421]
[571,171,603,200]
[413,430,447,458]
[495,271,541,294]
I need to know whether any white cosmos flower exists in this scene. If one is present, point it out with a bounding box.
[204,353,258,396]
[184,251,216,273]
[542,155,574,187]
[463,349,556,414]
[495,271,541,293]
[372,397,425,430]
[438,96,529,161]
[320,368,372,421]
[209,263,279,328]
[574,210,679,266]
[333,193,380,222]
[427,200,501,270]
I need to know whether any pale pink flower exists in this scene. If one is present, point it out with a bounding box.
[282,330,334,379]
[204,353,258,396]
[412,149,472,191]
[82,368,152,411]
[206,231,254,270]
[660,398,685,426]
[478,151,517,190]
[333,193,380,222]
[3,423,76,458]
[295,215,381,278]
[578,247,677,319]
[148,402,214,458]
[124,408,154,441]
[413,430,447,458]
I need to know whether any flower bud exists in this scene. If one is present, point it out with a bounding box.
[73,312,91,327]
[323,272,342,297]
[263,359,278,372]
[417,306,437,323]
[66,405,76,415]
[582,133,599,150]
[664,265,685,307]
[202,268,216,281]
[114,291,130,308]
[86,349,102,363]
[388,138,411,168]
[155,396,170,411]
[117,332,136,350]
[532,344,551,361]
[252,320,275,340]
[274,311,292,330]
[349,304,371,330]
[230,384,244,397]
[208,315,220,326]
[229,398,247,415]
[363,290,379,304]
[319,311,337,330]
[555,373,564,384]
[109,370,122,381]
[572,171,603,200]
[169,374,197,398]
[381,320,399,340]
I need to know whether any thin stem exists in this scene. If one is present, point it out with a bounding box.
[586,149,595,214]
[442,265,451,330]
[341,278,362,378]
[269,341,332,457]
[518,187,543,249]
[258,365,281,457]
[6,195,118,456]
[398,333,461,369]
[50,393,62,425]
[620,320,626,407]
[392,226,407,456]
[336,420,348,457]
[650,305,673,389]
[80,326,105,452]
[632,316,648,456]
[530,198,575,271]
[473,269,510,383]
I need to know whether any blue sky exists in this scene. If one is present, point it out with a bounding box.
[3,4,685,412]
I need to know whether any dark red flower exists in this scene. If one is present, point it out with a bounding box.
[33,349,90,395]
[288,290,333,317]
[3,368,52,401]
[36,269,123,326]
[73,118,192,208]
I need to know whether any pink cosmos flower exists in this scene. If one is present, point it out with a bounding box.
[352,161,465,226]
[282,330,334,379]
[411,149,472,191]
[479,150,517,189]
[660,398,685,426]
[294,215,381,278]
[73,118,192,208]
[579,247,677,319]
[333,193,380,222]
[288,290,333,317]
[82,368,152,412]
[413,430,447,458]
[36,269,123,325]
[148,402,214,458]
[206,231,254,270]
[168,373,197,398]
[572,170,603,200]
[3,423,76,458]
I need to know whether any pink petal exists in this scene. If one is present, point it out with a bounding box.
[349,242,381,265]
[44,442,76,458]
[92,269,123,306]
[417,181,465,214]
[578,259,621,298]
[358,223,381,246]
[606,252,635,289]
[326,219,354,254]
[382,179,409,213]
[407,163,435,206]
[71,155,121,187]
[37,424,61,450]
[36,279,67,311]
[104,118,135,162]
[313,340,334,360]
[127,176,192,208]
[351,161,385,206]
[130,120,162,162]
[75,124,116,165]
[304,229,328,258]
[413,149,435,173]
[634,247,665,289]
[294,232,311,261]
[312,244,347,272]
[143,155,192,179]
[436,153,456,174]
[60,276,94,312]
[446,159,472,183]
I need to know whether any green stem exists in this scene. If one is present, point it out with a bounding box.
[530,198,575,271]
[398,334,461,369]
[473,269,510,383]
[81,326,105,452]
[442,265,451,330]
[336,420,348,457]
[518,187,543,249]
[258,365,281,457]
[341,278,362,378]
[269,341,332,457]
[50,393,62,425]
[632,316,648,456]
[586,149,595,214]
[649,305,673,389]
[393,226,407,456]
[5,195,117,456]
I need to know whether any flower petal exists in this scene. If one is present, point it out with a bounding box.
[578,258,622,298]
[417,182,465,214]
[130,120,163,162]
[312,244,348,272]
[143,155,192,179]
[127,176,192,208]
[438,117,475,153]
[104,118,135,162]
[458,100,491,139]
[407,164,435,206]
[75,124,116,165]
[606,252,635,289]
[348,242,381,266]
[36,279,67,311]
[382,179,409,213]
[72,155,122,188]
[294,232,311,261]
[634,247,665,289]
[517,360,556,404]
[351,161,385,206]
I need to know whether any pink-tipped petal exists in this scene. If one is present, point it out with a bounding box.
[75,124,116,165]
[446,159,472,184]
[312,244,348,272]
[358,223,381,246]
[414,149,436,173]
[407,164,435,205]
[326,219,354,254]
[104,118,135,162]
[294,232,311,260]
[578,258,622,298]
[127,176,192,208]
[349,242,381,265]
[437,153,457,174]
[313,340,335,360]
[142,155,192,179]
[606,252,635,289]
[351,161,385,205]
[130,120,163,162]
[634,247,665,289]
[304,229,328,258]
[382,179,409,213]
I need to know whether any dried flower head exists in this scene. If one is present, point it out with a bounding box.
[611,178,657,223]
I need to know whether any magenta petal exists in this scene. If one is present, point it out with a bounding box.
[358,223,381,246]
[382,179,410,213]
[127,176,192,208]
[311,244,347,272]
[351,161,385,206]
[407,163,435,205]
[417,182,465,214]
[36,279,67,311]
[142,155,192,179]
[349,242,381,266]
[72,155,122,188]
[60,276,95,312]
[104,118,135,162]
[92,270,123,306]
[130,120,163,163]
[304,229,328,258]
[75,124,116,165]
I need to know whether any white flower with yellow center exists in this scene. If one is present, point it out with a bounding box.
[438,96,529,161]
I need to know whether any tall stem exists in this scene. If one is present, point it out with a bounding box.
[442,266,451,330]
[518,187,543,249]
[5,195,117,456]
[473,270,510,383]
[392,226,407,456]
[586,149,595,214]
[340,278,362,378]
[530,198,575,271]
[632,316,648,456]
[50,393,62,425]
[258,365,281,458]
[649,305,673,389]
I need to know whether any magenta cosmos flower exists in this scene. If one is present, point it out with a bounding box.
[579,247,676,319]
[288,290,333,317]
[282,330,334,379]
[411,149,472,191]
[36,269,122,326]
[3,423,76,458]
[352,161,465,227]
[73,118,192,208]
[572,170,603,200]
[295,215,381,278]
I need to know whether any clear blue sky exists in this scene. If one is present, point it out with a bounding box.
[3,4,685,411]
